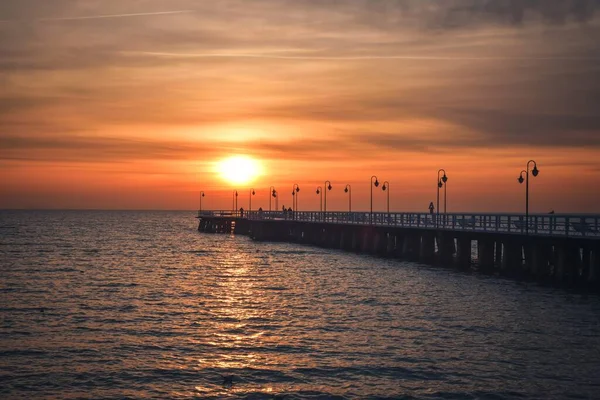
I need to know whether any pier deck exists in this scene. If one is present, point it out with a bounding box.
[197,210,600,289]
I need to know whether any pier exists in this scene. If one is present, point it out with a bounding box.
[197,210,600,290]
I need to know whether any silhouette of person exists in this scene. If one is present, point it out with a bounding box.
[239,207,244,218]
[429,202,435,214]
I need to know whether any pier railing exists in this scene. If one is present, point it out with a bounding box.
[197,210,600,238]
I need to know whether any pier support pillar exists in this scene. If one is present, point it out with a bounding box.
[555,244,580,284]
[393,234,405,259]
[361,231,372,253]
[328,229,338,249]
[555,244,566,283]
[296,226,305,243]
[581,247,591,285]
[402,233,419,260]
[319,228,327,247]
[527,242,551,281]
[570,245,582,284]
[436,233,455,265]
[339,230,347,250]
[373,232,387,256]
[590,248,600,289]
[502,241,522,277]
[495,242,502,267]
[419,232,435,263]
[456,237,471,270]
[351,230,360,252]
[386,234,396,256]
[478,239,495,273]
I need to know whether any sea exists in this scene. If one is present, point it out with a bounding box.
[1,210,599,399]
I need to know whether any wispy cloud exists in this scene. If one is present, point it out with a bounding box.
[124,51,600,61]
[0,9,195,23]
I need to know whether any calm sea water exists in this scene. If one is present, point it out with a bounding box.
[1,210,600,399]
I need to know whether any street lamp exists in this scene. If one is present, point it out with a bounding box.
[269,186,276,212]
[370,175,379,224]
[344,184,352,212]
[518,160,539,234]
[316,186,323,213]
[437,169,448,225]
[323,181,332,219]
[292,183,300,212]
[382,181,390,214]
[232,190,238,212]
[249,188,255,212]
[199,191,205,214]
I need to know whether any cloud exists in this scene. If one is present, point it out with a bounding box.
[267,0,598,30]
[0,135,224,163]
[37,10,196,22]
[124,50,600,61]
[0,0,599,158]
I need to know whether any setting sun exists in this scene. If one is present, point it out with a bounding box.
[216,155,263,185]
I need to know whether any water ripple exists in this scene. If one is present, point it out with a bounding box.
[1,210,599,399]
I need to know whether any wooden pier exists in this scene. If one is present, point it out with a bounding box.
[197,210,600,290]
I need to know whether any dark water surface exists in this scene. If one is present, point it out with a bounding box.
[1,210,600,399]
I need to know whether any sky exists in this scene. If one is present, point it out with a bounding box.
[1,0,599,212]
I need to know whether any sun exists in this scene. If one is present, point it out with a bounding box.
[216,155,263,185]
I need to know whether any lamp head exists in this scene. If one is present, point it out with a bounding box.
[235,191,238,196]
[532,165,539,177]
[518,175,524,184]
[344,187,348,193]
[201,193,205,197]
[374,179,379,187]
[252,190,255,195]
[272,189,276,197]
[442,174,448,183]
[316,188,320,194]
[382,183,387,191]
[438,180,443,188]
[296,186,300,193]
[327,184,332,191]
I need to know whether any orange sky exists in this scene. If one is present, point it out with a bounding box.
[1,1,599,212]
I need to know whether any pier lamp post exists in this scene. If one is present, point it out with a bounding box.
[232,190,238,213]
[382,181,390,214]
[518,160,539,235]
[344,184,352,212]
[370,175,379,224]
[316,186,323,214]
[269,186,276,212]
[323,181,332,221]
[437,169,448,225]
[199,191,205,215]
[292,184,300,212]
[249,189,255,213]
